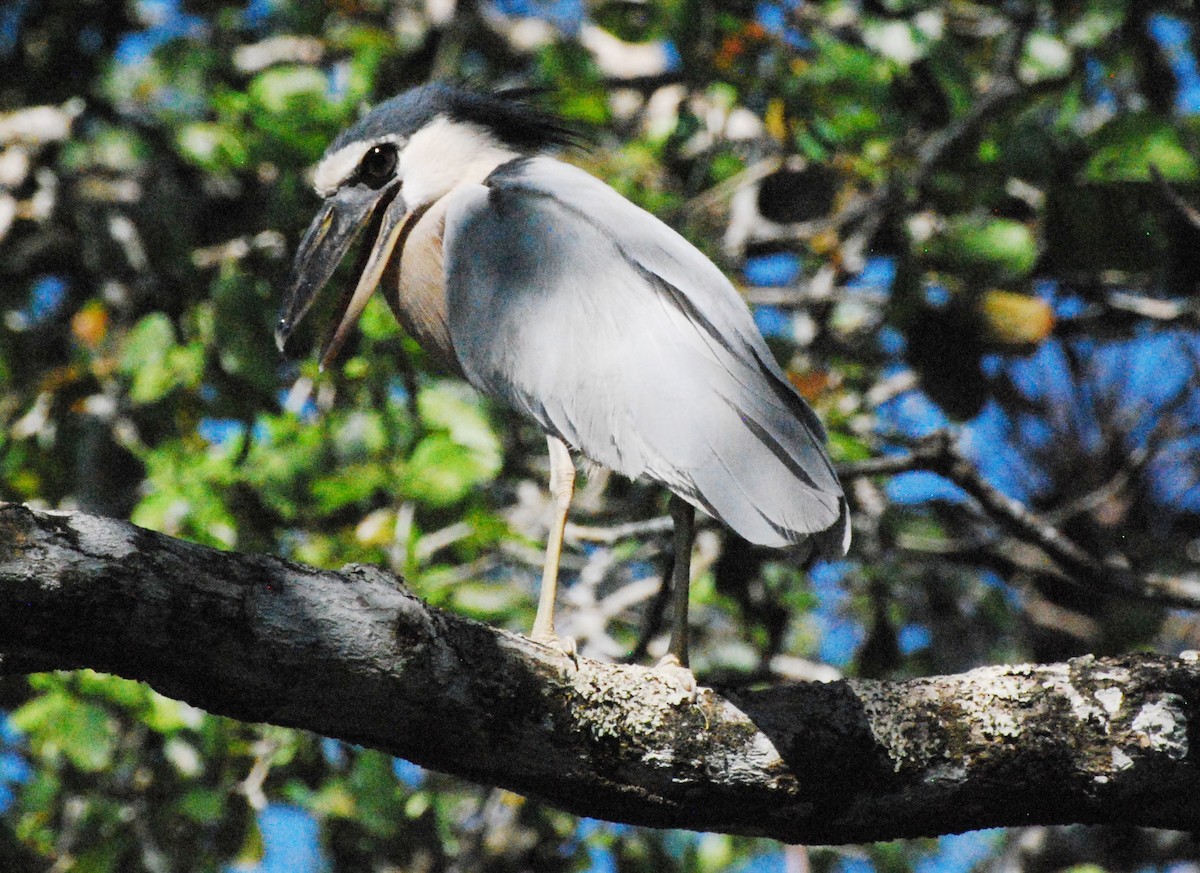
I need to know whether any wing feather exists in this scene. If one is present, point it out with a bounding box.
[442,157,848,551]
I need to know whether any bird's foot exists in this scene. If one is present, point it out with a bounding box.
[531,628,578,662]
[653,653,698,702]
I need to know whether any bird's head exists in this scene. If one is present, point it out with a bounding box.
[276,83,581,367]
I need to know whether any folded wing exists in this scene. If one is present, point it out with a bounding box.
[442,157,848,551]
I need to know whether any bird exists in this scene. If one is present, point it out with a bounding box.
[276,83,849,686]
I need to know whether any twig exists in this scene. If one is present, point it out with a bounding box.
[837,451,927,479]
[192,231,285,269]
[1149,163,1200,233]
[1105,292,1200,322]
[565,514,674,545]
[839,431,1200,609]
[1042,445,1149,525]
[626,555,674,663]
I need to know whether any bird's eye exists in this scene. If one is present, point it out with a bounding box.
[360,145,397,185]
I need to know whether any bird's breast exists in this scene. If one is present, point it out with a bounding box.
[382,196,461,373]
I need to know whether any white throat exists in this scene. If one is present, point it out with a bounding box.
[398,117,519,208]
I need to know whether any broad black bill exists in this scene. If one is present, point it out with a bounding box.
[276,181,401,360]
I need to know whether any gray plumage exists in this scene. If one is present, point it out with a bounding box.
[444,156,847,550]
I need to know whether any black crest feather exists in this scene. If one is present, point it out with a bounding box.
[328,83,589,156]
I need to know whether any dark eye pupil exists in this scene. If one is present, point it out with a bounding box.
[362,145,396,180]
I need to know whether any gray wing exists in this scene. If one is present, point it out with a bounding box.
[442,156,848,552]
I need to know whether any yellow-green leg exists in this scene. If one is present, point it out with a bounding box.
[531,434,575,648]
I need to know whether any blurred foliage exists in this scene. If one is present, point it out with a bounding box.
[3,0,1200,870]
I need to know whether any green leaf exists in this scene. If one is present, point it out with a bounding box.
[350,751,404,836]
[75,670,145,706]
[73,838,126,873]
[695,833,736,873]
[418,383,502,464]
[827,431,871,462]
[400,434,493,507]
[179,788,227,824]
[306,779,356,818]
[234,816,266,866]
[177,122,250,171]
[404,791,430,819]
[11,692,117,772]
[145,694,204,733]
[922,216,1038,283]
[1065,10,1122,47]
[118,314,205,403]
[327,24,393,104]
[398,383,502,506]
[119,312,174,375]
[248,65,328,115]
[312,463,386,513]
[358,295,401,340]
[1085,115,1200,182]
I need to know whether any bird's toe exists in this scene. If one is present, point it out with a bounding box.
[653,653,698,702]
[531,629,578,661]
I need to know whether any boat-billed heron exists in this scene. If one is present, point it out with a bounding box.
[277,83,849,683]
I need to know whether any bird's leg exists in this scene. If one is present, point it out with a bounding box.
[656,495,697,695]
[666,495,695,665]
[531,434,575,651]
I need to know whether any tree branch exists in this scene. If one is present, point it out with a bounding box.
[1,503,1198,842]
[839,431,1200,610]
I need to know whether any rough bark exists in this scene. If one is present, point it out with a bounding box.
[0,502,1197,843]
